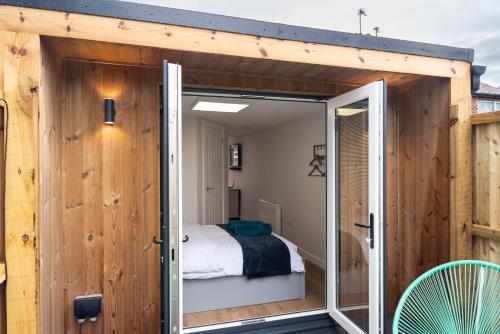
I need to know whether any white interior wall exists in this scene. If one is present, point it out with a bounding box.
[228,112,326,268]
[182,99,326,267]
[182,115,229,226]
[182,114,200,226]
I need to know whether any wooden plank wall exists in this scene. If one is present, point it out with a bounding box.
[385,87,398,316]
[0,31,40,334]
[39,58,162,333]
[386,77,451,315]
[39,38,65,334]
[33,35,459,329]
[472,119,500,263]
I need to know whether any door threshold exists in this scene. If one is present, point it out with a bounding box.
[183,309,329,333]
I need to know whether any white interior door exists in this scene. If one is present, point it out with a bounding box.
[326,80,385,334]
[161,61,182,334]
[202,121,226,226]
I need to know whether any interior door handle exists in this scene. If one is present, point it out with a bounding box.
[205,186,214,191]
[354,213,374,249]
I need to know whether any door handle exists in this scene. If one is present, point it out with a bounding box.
[152,236,163,245]
[155,235,189,244]
[354,213,374,249]
[205,186,214,191]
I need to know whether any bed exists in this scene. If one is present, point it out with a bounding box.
[183,224,306,314]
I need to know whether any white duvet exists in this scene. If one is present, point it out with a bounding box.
[183,225,305,279]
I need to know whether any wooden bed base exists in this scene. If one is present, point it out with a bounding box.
[183,272,306,314]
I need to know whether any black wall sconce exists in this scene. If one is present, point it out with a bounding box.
[104,98,116,125]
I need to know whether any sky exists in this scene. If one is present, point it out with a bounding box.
[122,0,500,86]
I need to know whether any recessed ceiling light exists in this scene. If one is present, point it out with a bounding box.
[192,101,249,113]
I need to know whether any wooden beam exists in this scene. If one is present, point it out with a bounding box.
[472,224,500,242]
[0,30,40,333]
[450,74,473,260]
[471,111,500,125]
[181,68,355,96]
[0,5,470,78]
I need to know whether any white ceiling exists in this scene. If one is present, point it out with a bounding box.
[182,95,325,136]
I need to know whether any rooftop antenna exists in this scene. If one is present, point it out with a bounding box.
[373,26,380,37]
[357,8,367,34]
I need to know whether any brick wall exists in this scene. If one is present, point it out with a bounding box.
[472,97,478,114]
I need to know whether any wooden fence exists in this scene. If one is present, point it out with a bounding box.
[472,111,500,263]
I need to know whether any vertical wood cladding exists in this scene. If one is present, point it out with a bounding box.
[57,60,161,333]
[42,55,451,330]
[386,77,451,315]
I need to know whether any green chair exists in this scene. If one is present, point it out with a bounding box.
[393,260,500,334]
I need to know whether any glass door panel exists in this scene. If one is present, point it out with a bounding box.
[336,99,370,332]
[326,81,385,334]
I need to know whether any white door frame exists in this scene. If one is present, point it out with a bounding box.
[168,85,385,333]
[326,80,385,334]
[201,120,228,226]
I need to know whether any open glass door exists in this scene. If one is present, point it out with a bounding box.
[161,61,182,334]
[326,81,385,334]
